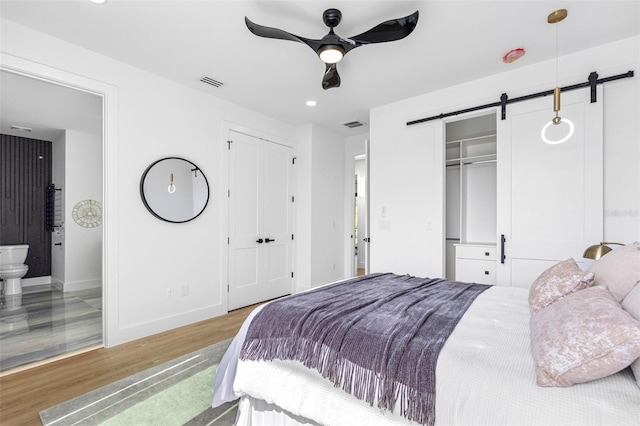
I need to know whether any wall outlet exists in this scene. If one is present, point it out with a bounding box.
[182,285,189,297]
[167,288,174,299]
[332,263,336,271]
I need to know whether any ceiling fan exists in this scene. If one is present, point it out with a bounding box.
[245,9,419,90]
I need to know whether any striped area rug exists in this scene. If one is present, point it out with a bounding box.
[39,339,237,425]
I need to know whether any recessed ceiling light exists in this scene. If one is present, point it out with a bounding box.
[306,100,317,107]
[89,0,106,4]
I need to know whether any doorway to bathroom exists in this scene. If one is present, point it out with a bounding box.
[0,70,104,373]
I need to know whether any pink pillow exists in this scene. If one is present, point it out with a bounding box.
[588,242,640,302]
[529,258,594,314]
[530,286,640,387]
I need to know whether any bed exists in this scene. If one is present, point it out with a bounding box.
[212,243,640,426]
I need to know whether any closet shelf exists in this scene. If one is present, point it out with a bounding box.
[445,134,497,145]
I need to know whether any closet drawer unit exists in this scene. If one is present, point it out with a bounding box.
[455,258,496,285]
[455,244,496,260]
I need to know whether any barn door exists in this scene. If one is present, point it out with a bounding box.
[228,131,293,310]
[496,87,603,288]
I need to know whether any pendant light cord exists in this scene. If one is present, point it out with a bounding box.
[555,22,558,87]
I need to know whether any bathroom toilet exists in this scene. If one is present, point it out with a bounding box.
[0,245,29,296]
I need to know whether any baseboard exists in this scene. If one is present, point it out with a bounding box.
[22,276,54,287]
[109,304,227,347]
[58,279,102,292]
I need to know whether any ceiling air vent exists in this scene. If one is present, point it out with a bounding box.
[343,120,366,129]
[200,76,224,88]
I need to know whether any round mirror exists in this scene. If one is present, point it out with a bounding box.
[140,157,210,223]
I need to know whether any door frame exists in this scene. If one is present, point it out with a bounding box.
[1,54,118,347]
[344,141,369,277]
[441,108,499,279]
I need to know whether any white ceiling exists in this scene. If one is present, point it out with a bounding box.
[1,1,639,138]
[1,71,102,141]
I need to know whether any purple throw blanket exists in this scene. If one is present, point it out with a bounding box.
[240,273,490,426]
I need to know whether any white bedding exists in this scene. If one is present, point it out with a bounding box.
[214,286,640,425]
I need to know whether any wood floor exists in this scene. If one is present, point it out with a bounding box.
[0,304,254,425]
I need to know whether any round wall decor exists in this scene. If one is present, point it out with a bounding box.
[72,199,103,228]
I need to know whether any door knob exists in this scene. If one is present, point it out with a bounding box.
[265,238,276,243]
[256,238,264,243]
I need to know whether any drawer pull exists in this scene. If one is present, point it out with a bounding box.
[484,252,490,256]
[484,271,490,275]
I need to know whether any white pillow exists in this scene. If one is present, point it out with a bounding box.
[622,284,640,388]
[588,242,640,302]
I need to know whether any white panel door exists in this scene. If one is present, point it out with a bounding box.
[496,87,603,288]
[228,131,293,310]
[262,142,293,300]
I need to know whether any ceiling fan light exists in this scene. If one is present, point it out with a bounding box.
[318,45,344,64]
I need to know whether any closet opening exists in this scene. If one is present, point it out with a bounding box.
[444,112,497,285]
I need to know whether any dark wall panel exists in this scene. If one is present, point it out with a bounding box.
[1,134,52,277]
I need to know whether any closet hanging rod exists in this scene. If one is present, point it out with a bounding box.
[462,159,497,166]
[406,70,634,127]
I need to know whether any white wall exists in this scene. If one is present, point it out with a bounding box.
[293,125,313,292]
[345,133,367,153]
[310,125,346,287]
[370,36,640,278]
[1,19,300,346]
[293,124,348,291]
[62,130,103,291]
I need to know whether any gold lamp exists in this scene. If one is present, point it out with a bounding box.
[583,242,624,260]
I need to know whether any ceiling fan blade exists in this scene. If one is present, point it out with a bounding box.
[322,63,341,90]
[341,10,419,53]
[245,17,323,51]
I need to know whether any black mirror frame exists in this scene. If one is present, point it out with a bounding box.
[139,156,210,223]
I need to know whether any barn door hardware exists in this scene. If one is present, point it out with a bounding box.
[406,70,634,126]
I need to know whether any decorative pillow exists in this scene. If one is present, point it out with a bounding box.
[621,284,640,387]
[529,258,594,314]
[588,242,640,302]
[530,285,640,387]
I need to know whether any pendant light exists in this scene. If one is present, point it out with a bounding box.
[168,173,176,193]
[541,9,574,145]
